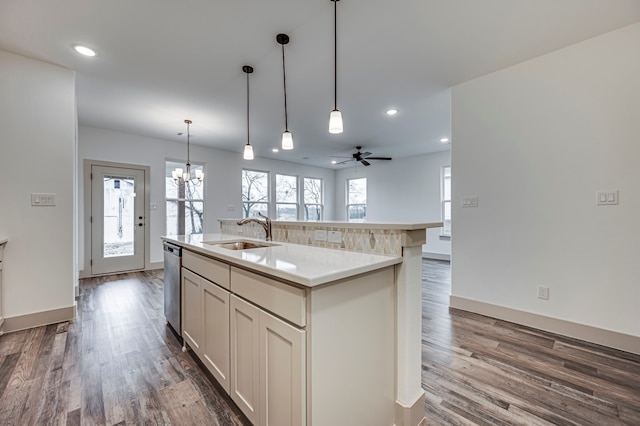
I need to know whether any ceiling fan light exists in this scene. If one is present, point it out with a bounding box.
[281,131,294,150]
[329,109,343,134]
[243,143,254,160]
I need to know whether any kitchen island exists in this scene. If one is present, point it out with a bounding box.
[162,233,402,426]
[164,220,441,426]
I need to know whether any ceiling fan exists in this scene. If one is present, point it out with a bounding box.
[333,146,392,166]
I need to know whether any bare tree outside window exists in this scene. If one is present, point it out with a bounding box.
[347,177,367,222]
[276,174,298,220]
[303,177,323,221]
[242,169,269,218]
[166,160,204,235]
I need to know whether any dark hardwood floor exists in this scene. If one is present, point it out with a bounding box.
[0,261,638,425]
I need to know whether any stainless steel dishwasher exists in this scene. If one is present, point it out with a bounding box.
[163,241,182,338]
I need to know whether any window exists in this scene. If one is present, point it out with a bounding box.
[275,174,298,220]
[442,166,451,236]
[347,177,367,222]
[303,177,323,221]
[242,169,269,218]
[165,160,204,235]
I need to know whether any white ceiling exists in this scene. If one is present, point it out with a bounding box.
[1,0,639,168]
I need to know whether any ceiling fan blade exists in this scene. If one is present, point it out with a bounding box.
[361,151,372,158]
[366,156,392,160]
[360,159,371,166]
[336,159,354,165]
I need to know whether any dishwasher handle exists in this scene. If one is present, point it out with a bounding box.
[164,242,182,256]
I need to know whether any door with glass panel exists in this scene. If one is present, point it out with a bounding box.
[91,165,146,275]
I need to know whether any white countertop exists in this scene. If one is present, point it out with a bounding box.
[162,233,402,287]
[217,219,442,231]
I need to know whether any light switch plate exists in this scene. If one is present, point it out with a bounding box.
[596,190,618,205]
[461,196,478,208]
[31,193,56,206]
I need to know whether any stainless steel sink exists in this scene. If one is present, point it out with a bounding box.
[206,240,278,250]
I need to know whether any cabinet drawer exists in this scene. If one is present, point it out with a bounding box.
[231,267,306,327]
[183,250,230,289]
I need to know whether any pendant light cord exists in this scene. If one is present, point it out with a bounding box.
[246,71,250,144]
[281,44,289,131]
[333,0,338,110]
[186,121,190,164]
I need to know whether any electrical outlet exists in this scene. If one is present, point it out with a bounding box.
[537,285,550,300]
[328,230,342,243]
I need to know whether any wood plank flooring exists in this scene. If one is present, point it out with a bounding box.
[421,260,640,425]
[0,271,250,426]
[0,261,638,425]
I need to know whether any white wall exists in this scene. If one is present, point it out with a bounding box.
[0,50,77,318]
[78,126,336,269]
[451,23,640,338]
[334,150,451,257]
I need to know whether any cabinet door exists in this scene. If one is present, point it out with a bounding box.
[230,295,260,425]
[182,268,203,354]
[202,279,230,393]
[260,310,306,426]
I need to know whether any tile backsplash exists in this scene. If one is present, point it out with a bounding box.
[219,220,408,256]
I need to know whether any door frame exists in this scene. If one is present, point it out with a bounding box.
[82,159,151,277]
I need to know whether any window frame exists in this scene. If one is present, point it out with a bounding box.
[275,173,299,221]
[242,168,270,219]
[346,177,367,223]
[165,160,205,235]
[441,165,451,236]
[303,177,324,221]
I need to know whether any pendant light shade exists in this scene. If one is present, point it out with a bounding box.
[329,0,343,134]
[242,65,255,160]
[329,109,343,134]
[277,33,294,150]
[281,130,293,150]
[243,143,254,160]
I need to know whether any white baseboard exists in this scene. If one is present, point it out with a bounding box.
[450,296,640,355]
[2,305,76,334]
[422,252,450,261]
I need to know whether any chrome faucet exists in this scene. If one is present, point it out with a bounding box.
[237,212,272,241]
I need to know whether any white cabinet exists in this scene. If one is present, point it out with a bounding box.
[202,278,230,393]
[182,267,203,353]
[230,294,305,426]
[178,247,395,426]
[259,308,305,426]
[230,295,261,425]
[182,266,231,393]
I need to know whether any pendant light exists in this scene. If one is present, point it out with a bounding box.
[329,0,343,134]
[242,65,255,160]
[277,33,294,150]
[172,119,203,184]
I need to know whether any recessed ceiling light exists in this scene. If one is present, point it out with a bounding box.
[440,138,449,143]
[73,45,96,57]
[331,160,337,165]
[272,148,279,153]
[386,109,398,116]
